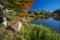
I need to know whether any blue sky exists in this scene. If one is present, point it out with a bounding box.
[29,0,60,12]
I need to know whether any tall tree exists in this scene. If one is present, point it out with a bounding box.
[0,0,33,13]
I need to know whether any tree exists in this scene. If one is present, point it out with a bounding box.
[0,0,33,13]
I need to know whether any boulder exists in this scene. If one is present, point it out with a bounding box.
[11,21,22,32]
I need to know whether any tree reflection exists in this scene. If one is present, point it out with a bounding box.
[52,16,60,21]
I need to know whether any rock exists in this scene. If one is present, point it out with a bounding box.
[11,21,22,32]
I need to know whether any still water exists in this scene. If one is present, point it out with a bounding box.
[31,17,60,34]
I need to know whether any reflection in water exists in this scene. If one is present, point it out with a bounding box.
[31,17,60,34]
[34,16,49,20]
[53,17,60,21]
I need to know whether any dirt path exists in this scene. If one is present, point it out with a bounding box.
[0,26,18,35]
[0,21,19,35]
[0,21,15,35]
[0,26,7,34]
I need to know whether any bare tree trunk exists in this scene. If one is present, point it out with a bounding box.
[0,7,7,25]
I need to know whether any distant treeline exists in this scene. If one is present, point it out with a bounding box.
[28,9,60,21]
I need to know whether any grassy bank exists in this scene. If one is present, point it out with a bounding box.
[19,23,60,40]
[0,23,60,40]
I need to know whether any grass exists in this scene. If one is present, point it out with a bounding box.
[0,23,60,40]
[19,24,60,40]
[0,23,4,28]
[0,31,13,40]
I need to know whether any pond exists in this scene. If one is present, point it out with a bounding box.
[31,17,60,34]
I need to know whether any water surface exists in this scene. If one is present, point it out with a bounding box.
[31,17,60,34]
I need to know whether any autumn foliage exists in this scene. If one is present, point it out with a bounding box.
[15,0,34,10]
[5,0,33,12]
[0,0,33,12]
